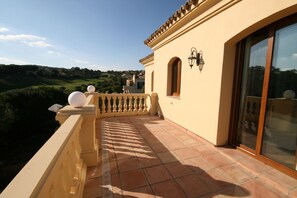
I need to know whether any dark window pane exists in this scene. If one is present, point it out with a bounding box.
[236,31,268,150]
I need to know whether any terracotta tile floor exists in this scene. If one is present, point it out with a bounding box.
[83,116,297,198]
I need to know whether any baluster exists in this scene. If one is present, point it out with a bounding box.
[134,96,138,112]
[113,96,117,112]
[118,95,123,113]
[129,95,133,112]
[102,96,106,114]
[98,96,101,114]
[123,95,127,112]
[139,95,143,112]
[143,95,148,112]
[107,96,112,114]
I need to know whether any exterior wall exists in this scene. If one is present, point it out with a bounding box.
[144,0,297,145]
[144,61,154,94]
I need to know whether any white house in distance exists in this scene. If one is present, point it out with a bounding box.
[122,72,145,93]
[140,0,297,179]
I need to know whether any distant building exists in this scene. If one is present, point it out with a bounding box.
[122,72,145,93]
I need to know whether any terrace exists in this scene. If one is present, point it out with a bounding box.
[1,92,297,197]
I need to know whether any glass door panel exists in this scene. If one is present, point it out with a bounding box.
[261,22,297,169]
[236,31,268,150]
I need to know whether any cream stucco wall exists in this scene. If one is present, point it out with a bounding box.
[144,0,297,145]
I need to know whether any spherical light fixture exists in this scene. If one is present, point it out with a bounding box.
[68,91,86,107]
[87,85,96,93]
[283,90,295,99]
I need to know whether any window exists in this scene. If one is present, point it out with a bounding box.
[137,82,144,89]
[151,71,154,92]
[167,58,182,96]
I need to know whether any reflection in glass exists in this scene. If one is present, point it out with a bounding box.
[261,22,297,170]
[237,32,268,150]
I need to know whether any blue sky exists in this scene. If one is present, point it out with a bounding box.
[0,0,185,71]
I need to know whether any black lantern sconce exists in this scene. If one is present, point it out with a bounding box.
[188,47,205,71]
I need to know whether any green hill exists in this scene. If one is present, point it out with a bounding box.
[0,64,127,93]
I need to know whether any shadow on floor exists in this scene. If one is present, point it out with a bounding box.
[82,116,255,198]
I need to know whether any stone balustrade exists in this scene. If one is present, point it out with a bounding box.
[0,115,87,198]
[0,92,157,197]
[86,93,157,118]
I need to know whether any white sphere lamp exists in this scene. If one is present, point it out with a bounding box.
[87,85,96,93]
[283,90,295,99]
[68,91,86,107]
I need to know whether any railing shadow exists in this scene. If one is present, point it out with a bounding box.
[88,116,251,198]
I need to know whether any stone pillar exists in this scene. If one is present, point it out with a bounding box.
[150,92,158,116]
[56,105,98,166]
[85,92,99,118]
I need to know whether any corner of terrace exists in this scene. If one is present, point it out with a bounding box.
[1,92,297,198]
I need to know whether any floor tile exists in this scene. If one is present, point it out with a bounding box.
[183,156,215,173]
[217,163,253,184]
[83,177,101,198]
[132,145,153,154]
[289,187,297,197]
[145,136,162,146]
[117,158,140,173]
[151,180,187,198]
[198,169,233,193]
[86,164,102,179]
[157,151,178,164]
[108,150,117,161]
[215,146,247,161]
[138,154,162,168]
[165,161,194,178]
[120,169,148,190]
[109,160,119,175]
[123,186,155,198]
[111,174,122,194]
[174,147,200,160]
[202,153,233,168]
[150,143,169,153]
[237,155,270,177]
[176,174,213,197]
[213,186,250,198]
[84,116,297,198]
[192,144,218,156]
[115,151,135,161]
[259,168,297,194]
[241,180,286,198]
[167,129,185,136]
[144,165,172,184]
[166,141,187,151]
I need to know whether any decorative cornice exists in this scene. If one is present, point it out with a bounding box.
[139,53,154,65]
[144,0,205,46]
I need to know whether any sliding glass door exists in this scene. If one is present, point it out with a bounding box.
[234,15,297,173]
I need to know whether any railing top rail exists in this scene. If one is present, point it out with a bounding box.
[98,93,150,96]
[0,115,83,198]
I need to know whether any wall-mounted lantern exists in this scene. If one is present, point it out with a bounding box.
[188,47,205,71]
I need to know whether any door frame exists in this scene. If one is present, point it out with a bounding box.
[229,13,297,179]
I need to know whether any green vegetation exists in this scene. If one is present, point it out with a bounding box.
[0,64,127,93]
[0,87,67,190]
[0,64,143,191]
